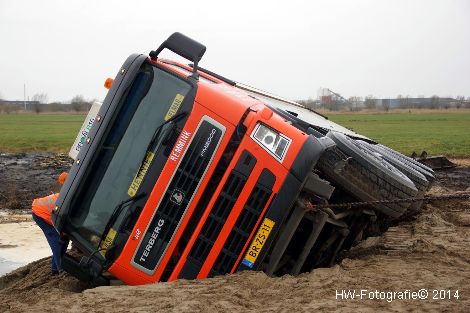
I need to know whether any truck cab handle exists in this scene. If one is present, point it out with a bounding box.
[149,32,206,79]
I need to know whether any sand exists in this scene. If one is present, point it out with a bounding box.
[0,156,469,312]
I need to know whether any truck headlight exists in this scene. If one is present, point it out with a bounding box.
[251,123,291,162]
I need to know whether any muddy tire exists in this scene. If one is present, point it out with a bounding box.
[357,141,429,212]
[317,132,418,218]
[374,144,435,188]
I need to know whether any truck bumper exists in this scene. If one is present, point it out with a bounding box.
[62,252,110,287]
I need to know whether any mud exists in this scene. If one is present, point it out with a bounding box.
[0,153,72,213]
[0,155,469,312]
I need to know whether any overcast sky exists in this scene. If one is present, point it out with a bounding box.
[1,0,469,103]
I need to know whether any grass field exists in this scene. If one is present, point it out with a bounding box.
[0,111,469,157]
[0,114,85,153]
[327,111,470,157]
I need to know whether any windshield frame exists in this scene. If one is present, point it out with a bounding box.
[61,59,198,256]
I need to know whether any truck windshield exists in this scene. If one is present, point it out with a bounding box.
[69,62,191,249]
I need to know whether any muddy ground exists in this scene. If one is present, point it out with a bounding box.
[0,153,72,214]
[0,154,469,312]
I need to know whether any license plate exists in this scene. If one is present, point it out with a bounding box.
[242,218,275,268]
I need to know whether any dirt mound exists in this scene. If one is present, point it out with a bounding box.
[1,158,469,312]
[0,258,87,312]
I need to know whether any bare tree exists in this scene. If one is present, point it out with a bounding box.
[397,95,412,108]
[31,103,42,113]
[430,95,440,109]
[71,95,86,112]
[31,93,48,113]
[455,96,465,109]
[32,93,48,104]
[0,92,20,114]
[364,95,377,110]
[348,96,362,111]
[405,95,411,108]
[382,101,391,112]
[330,99,342,111]
[347,97,354,111]
[397,95,403,107]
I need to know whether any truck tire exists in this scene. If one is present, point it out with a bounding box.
[374,144,435,188]
[357,141,429,212]
[317,132,418,218]
[377,144,433,172]
[357,141,429,191]
[376,144,434,174]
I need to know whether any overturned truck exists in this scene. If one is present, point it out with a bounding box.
[53,33,434,285]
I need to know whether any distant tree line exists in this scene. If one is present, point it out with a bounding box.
[297,94,470,112]
[0,92,96,114]
[2,89,470,114]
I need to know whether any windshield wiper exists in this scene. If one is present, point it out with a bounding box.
[98,192,147,251]
[130,110,189,186]
[146,111,189,153]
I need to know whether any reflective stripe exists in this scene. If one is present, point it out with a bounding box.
[32,193,59,224]
[33,200,56,210]
[34,196,57,206]
[34,200,55,207]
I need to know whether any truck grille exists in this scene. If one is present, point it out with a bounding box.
[159,121,248,281]
[132,119,224,273]
[211,169,275,275]
[179,151,256,279]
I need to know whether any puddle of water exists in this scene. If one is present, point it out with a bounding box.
[0,257,24,276]
[0,221,52,277]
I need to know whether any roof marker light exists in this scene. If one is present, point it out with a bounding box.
[104,78,114,89]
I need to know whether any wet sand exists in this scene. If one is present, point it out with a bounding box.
[0,221,51,276]
[0,154,469,312]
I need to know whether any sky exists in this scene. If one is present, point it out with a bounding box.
[0,0,469,103]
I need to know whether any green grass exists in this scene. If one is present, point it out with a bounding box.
[326,111,470,157]
[1,111,469,157]
[0,114,85,153]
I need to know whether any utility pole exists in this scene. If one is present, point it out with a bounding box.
[24,83,26,110]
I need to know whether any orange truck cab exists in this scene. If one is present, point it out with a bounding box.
[53,33,355,285]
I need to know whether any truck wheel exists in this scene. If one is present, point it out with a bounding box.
[357,141,429,212]
[374,144,435,188]
[317,132,418,218]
